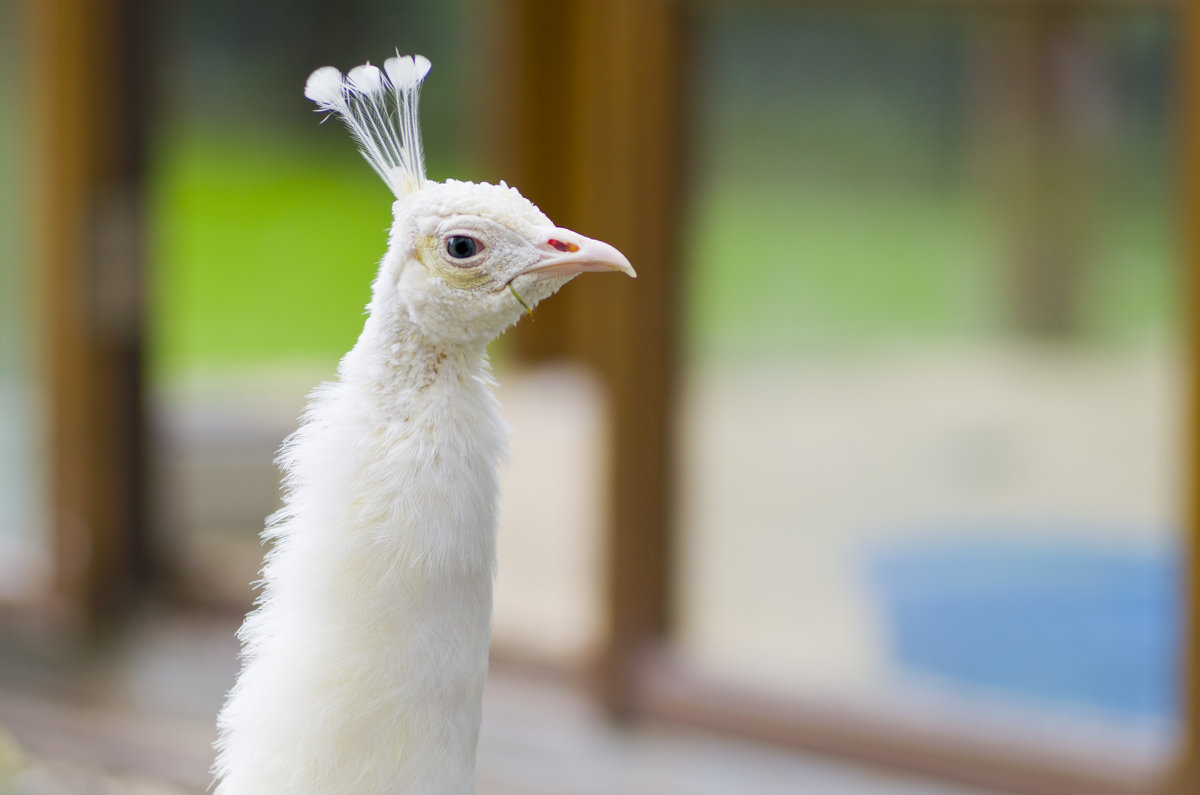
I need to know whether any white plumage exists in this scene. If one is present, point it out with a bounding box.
[213,53,633,794]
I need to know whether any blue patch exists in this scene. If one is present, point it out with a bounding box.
[868,529,1181,722]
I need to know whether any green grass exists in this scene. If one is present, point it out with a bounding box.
[685,179,1176,360]
[150,124,397,374]
[686,184,999,357]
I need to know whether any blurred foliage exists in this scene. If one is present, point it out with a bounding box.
[150,124,392,372]
[687,180,1173,359]
[149,3,1176,373]
[150,0,475,374]
[686,6,1175,359]
[156,0,475,148]
[0,0,27,381]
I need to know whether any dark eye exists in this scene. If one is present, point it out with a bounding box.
[446,236,479,259]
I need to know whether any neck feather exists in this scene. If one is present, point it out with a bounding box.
[214,304,506,794]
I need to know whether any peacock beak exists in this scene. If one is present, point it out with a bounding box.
[518,228,636,279]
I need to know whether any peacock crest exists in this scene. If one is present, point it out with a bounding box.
[304,53,432,198]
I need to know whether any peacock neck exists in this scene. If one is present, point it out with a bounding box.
[342,306,494,423]
[326,303,508,582]
[211,300,507,793]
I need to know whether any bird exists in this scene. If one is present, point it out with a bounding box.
[211,52,634,794]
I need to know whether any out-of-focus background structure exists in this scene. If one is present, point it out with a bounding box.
[1,0,1197,793]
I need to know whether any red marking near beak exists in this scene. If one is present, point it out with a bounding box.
[548,238,579,253]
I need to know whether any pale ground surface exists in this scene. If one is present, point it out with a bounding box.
[0,610,1000,794]
[676,342,1182,695]
[0,341,1181,791]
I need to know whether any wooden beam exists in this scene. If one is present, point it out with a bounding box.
[968,4,1101,338]
[560,0,689,714]
[638,648,1170,795]
[1180,0,1200,788]
[28,0,149,633]
[691,0,1176,7]
[479,0,583,364]
[482,0,686,708]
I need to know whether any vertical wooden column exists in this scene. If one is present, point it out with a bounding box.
[29,0,149,633]
[485,0,688,710]
[1182,0,1200,789]
[566,0,688,713]
[479,0,583,363]
[969,5,1095,339]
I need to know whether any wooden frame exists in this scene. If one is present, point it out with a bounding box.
[27,0,150,633]
[637,647,1165,795]
[1181,1,1200,790]
[493,0,1197,793]
[483,0,687,708]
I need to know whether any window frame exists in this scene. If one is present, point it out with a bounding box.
[25,0,151,634]
[493,1,1199,793]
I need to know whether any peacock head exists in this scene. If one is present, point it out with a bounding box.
[383,178,633,343]
[305,53,634,345]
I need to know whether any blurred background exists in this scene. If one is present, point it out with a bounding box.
[0,0,1196,793]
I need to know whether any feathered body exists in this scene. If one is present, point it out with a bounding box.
[213,57,632,794]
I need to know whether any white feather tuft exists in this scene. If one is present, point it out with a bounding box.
[382,55,415,86]
[305,52,432,197]
[383,53,431,86]
[303,66,345,108]
[347,63,385,94]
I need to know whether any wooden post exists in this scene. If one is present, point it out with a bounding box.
[480,0,583,363]
[484,0,687,710]
[969,4,1096,339]
[1181,0,1200,788]
[28,0,150,633]
[564,0,688,713]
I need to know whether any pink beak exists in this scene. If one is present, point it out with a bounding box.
[518,228,636,279]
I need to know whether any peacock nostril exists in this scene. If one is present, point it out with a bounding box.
[547,238,578,253]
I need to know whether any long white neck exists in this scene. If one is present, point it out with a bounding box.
[214,302,506,794]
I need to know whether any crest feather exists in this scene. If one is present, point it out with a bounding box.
[305,52,432,197]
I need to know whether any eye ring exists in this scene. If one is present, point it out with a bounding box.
[446,235,480,260]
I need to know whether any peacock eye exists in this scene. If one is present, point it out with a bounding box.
[446,235,479,260]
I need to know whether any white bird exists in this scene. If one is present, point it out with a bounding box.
[212,53,634,794]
